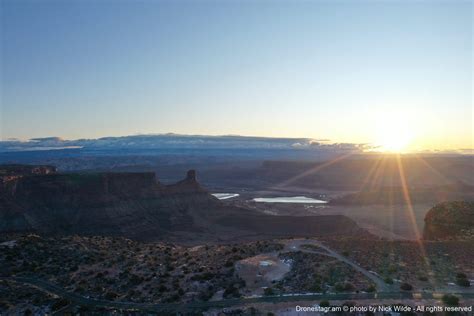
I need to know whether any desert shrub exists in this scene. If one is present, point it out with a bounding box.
[384,277,394,284]
[263,287,274,296]
[129,274,144,285]
[191,272,215,281]
[455,273,470,287]
[442,294,459,306]
[51,299,70,311]
[456,278,470,287]
[400,283,413,291]
[319,300,330,307]
[104,291,118,300]
[223,285,241,298]
[417,275,428,282]
[309,283,322,292]
[334,282,355,292]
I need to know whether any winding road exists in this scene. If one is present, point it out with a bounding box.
[2,276,474,313]
[282,239,391,291]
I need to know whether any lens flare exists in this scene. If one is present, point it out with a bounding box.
[375,112,415,152]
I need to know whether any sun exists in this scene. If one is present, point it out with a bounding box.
[375,115,414,153]
[378,129,411,152]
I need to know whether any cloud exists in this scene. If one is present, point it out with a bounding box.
[0,133,372,154]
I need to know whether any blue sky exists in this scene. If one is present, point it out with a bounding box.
[1,0,472,151]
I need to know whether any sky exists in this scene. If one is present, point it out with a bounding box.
[1,0,472,152]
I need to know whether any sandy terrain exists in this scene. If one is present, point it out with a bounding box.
[236,253,290,295]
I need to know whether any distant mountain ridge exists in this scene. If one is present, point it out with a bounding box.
[329,182,474,205]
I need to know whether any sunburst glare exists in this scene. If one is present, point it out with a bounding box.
[374,112,416,153]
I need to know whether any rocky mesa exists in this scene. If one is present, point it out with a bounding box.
[0,165,367,242]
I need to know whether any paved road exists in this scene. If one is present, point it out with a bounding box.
[2,276,473,313]
[283,239,391,291]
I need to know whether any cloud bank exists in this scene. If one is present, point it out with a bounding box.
[0,134,369,153]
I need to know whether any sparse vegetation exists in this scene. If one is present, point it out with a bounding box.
[276,251,372,294]
[319,236,474,291]
[0,233,282,311]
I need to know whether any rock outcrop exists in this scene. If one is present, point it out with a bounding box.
[0,166,213,238]
[0,164,57,188]
[164,169,207,194]
[424,201,474,240]
[0,164,57,176]
[0,165,368,242]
